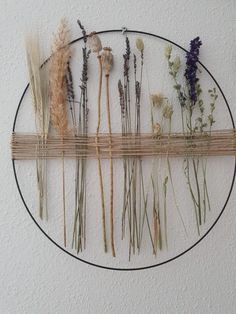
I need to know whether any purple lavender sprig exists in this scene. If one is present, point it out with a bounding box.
[123,36,130,79]
[184,37,202,104]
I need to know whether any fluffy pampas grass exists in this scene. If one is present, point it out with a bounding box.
[50,18,71,137]
[49,18,71,247]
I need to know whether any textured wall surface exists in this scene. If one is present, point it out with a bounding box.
[1,0,236,313]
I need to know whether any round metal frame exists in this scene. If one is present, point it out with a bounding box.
[12,29,236,271]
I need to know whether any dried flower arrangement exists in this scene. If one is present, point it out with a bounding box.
[14,19,236,262]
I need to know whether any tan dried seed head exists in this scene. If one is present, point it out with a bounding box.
[101,47,113,75]
[136,37,144,52]
[153,123,161,136]
[150,93,165,108]
[163,104,174,119]
[88,31,102,53]
[164,45,172,59]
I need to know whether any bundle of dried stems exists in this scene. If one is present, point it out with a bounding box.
[25,35,50,220]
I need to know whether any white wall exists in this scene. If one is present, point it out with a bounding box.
[1,0,236,313]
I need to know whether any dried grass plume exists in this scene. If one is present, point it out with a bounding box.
[50,18,71,137]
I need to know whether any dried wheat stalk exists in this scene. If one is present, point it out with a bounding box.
[25,35,50,220]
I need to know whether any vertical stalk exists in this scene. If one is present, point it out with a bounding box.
[167,118,187,235]
[163,177,168,249]
[189,107,202,226]
[105,74,115,257]
[96,55,107,253]
[62,146,66,247]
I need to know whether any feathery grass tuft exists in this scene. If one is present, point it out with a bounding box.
[49,18,71,247]
[25,35,50,220]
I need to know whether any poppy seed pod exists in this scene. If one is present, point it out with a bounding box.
[88,32,102,53]
[136,37,144,52]
[101,47,113,76]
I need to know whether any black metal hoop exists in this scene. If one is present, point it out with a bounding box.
[12,29,236,271]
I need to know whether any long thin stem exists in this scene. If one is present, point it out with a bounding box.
[163,177,168,249]
[167,118,187,235]
[106,74,115,257]
[62,149,66,247]
[96,55,107,253]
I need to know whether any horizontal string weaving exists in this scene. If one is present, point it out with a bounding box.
[11,128,236,160]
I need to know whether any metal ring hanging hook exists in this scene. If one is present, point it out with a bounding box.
[121,27,127,35]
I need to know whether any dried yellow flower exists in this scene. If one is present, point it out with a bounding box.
[150,93,165,107]
[164,44,172,59]
[136,37,144,52]
[101,47,113,75]
[162,104,173,119]
[88,31,102,53]
[153,123,161,136]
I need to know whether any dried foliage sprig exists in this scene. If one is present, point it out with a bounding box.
[165,43,200,233]
[165,38,218,235]
[25,35,50,220]
[49,18,71,247]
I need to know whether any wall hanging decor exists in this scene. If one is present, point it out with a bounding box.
[11,19,236,271]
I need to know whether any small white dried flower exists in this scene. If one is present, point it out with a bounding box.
[136,37,144,52]
[162,104,173,119]
[88,31,102,53]
[172,56,181,73]
[153,123,161,136]
[150,93,165,107]
[164,45,172,59]
[101,47,113,75]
